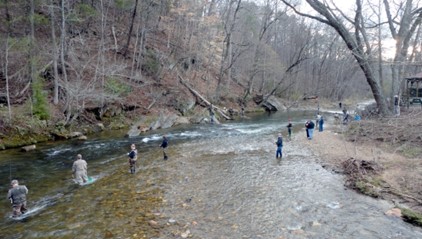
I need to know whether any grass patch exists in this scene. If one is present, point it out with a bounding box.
[401,208,422,227]
[355,179,380,198]
[399,145,422,158]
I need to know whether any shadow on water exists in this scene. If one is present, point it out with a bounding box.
[0,111,421,238]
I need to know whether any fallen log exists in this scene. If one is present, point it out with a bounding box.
[178,75,231,120]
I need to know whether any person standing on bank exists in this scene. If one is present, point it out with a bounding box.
[160,135,169,160]
[275,134,283,159]
[286,120,293,140]
[305,120,310,138]
[316,113,321,125]
[7,180,28,217]
[306,120,315,140]
[72,154,88,184]
[319,115,324,132]
[127,144,138,174]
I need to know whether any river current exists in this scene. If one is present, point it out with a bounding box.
[0,111,421,239]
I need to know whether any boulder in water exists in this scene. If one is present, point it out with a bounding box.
[21,144,36,152]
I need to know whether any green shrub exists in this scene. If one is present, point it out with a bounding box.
[355,180,379,198]
[401,208,422,227]
[400,145,422,158]
[32,76,50,120]
[105,78,131,96]
[142,49,160,76]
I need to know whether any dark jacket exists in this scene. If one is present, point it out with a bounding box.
[128,150,137,159]
[307,121,315,129]
[276,137,283,147]
[160,138,168,148]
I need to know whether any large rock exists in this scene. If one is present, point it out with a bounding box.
[262,95,286,111]
[21,144,36,152]
[174,116,191,125]
[69,132,83,138]
[127,119,148,137]
[150,112,179,130]
[174,96,196,116]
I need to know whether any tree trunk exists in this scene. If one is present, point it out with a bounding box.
[5,34,12,121]
[61,0,70,118]
[50,0,60,105]
[282,0,391,115]
[123,0,139,58]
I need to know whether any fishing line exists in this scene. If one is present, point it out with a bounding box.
[9,157,12,181]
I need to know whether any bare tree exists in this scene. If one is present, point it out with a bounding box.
[242,0,280,104]
[49,0,60,105]
[4,35,13,121]
[215,0,241,100]
[281,0,391,115]
[122,0,139,58]
[384,0,422,98]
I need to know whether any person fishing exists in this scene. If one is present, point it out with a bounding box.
[306,120,315,140]
[72,154,88,184]
[286,120,293,140]
[160,135,169,160]
[7,179,28,217]
[319,115,324,132]
[127,144,138,174]
[208,104,215,124]
[275,133,283,159]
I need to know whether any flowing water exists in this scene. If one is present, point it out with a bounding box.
[0,111,421,239]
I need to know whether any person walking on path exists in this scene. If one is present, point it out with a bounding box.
[160,135,169,160]
[127,144,138,174]
[275,134,283,159]
[7,179,28,217]
[286,120,293,140]
[306,120,315,140]
[319,115,324,132]
[72,154,88,184]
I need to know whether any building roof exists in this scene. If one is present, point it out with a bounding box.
[406,72,422,80]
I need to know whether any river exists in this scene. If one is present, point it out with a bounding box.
[1,111,421,239]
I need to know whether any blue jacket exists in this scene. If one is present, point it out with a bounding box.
[276,137,283,147]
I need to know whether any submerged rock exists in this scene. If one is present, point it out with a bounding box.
[385,208,402,218]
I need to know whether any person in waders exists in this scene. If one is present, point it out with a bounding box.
[72,154,88,184]
[209,104,215,124]
[286,120,292,140]
[7,180,28,217]
[128,144,138,174]
[160,135,169,160]
[275,134,283,159]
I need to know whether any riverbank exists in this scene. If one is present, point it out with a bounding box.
[296,113,422,227]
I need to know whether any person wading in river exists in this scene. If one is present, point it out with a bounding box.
[127,144,138,174]
[160,135,169,160]
[7,179,28,217]
[286,120,292,140]
[275,134,283,159]
[72,154,88,184]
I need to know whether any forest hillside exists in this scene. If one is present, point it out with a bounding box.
[2,0,421,149]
